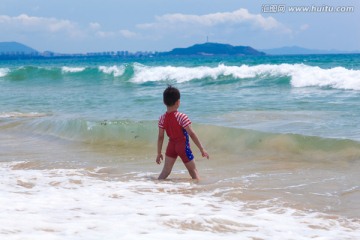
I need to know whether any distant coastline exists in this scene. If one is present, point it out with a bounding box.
[261,46,360,55]
[0,42,264,59]
[0,41,359,60]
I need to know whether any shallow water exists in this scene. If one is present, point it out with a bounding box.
[1,123,360,239]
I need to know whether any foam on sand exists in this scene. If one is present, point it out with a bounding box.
[1,161,359,240]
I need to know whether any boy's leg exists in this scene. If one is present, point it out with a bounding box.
[158,156,176,180]
[184,160,200,180]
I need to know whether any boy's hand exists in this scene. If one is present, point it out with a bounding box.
[156,154,163,164]
[201,149,209,159]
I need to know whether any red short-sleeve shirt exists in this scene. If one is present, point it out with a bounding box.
[158,111,191,141]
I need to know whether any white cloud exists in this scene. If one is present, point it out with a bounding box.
[300,24,310,31]
[137,8,290,33]
[91,23,118,38]
[89,22,101,30]
[0,14,82,37]
[0,14,140,41]
[119,29,138,39]
[96,31,116,38]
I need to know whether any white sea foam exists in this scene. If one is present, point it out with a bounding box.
[61,66,86,73]
[0,112,48,118]
[99,65,125,77]
[131,63,360,90]
[0,67,10,77]
[289,65,360,90]
[1,161,359,240]
[132,64,225,83]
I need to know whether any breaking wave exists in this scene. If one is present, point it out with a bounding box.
[1,63,360,90]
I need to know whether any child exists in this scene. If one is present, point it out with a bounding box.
[156,85,209,180]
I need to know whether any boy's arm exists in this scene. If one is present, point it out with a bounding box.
[156,128,165,164]
[184,125,209,159]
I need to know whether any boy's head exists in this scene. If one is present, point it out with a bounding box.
[163,85,180,107]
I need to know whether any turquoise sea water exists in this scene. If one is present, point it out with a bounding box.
[1,54,360,239]
[1,54,360,139]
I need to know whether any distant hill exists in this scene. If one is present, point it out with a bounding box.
[162,42,265,56]
[261,46,359,55]
[0,41,38,54]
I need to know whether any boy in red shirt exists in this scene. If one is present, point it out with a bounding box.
[156,85,209,180]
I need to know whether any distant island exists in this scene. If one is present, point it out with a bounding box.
[161,42,265,56]
[0,42,38,56]
[0,41,358,59]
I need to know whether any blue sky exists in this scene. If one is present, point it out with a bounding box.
[0,0,359,53]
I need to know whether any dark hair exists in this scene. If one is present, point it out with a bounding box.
[163,85,180,106]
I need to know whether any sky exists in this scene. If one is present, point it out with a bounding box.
[0,0,359,53]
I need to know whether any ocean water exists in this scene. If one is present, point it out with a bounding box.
[1,54,360,239]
